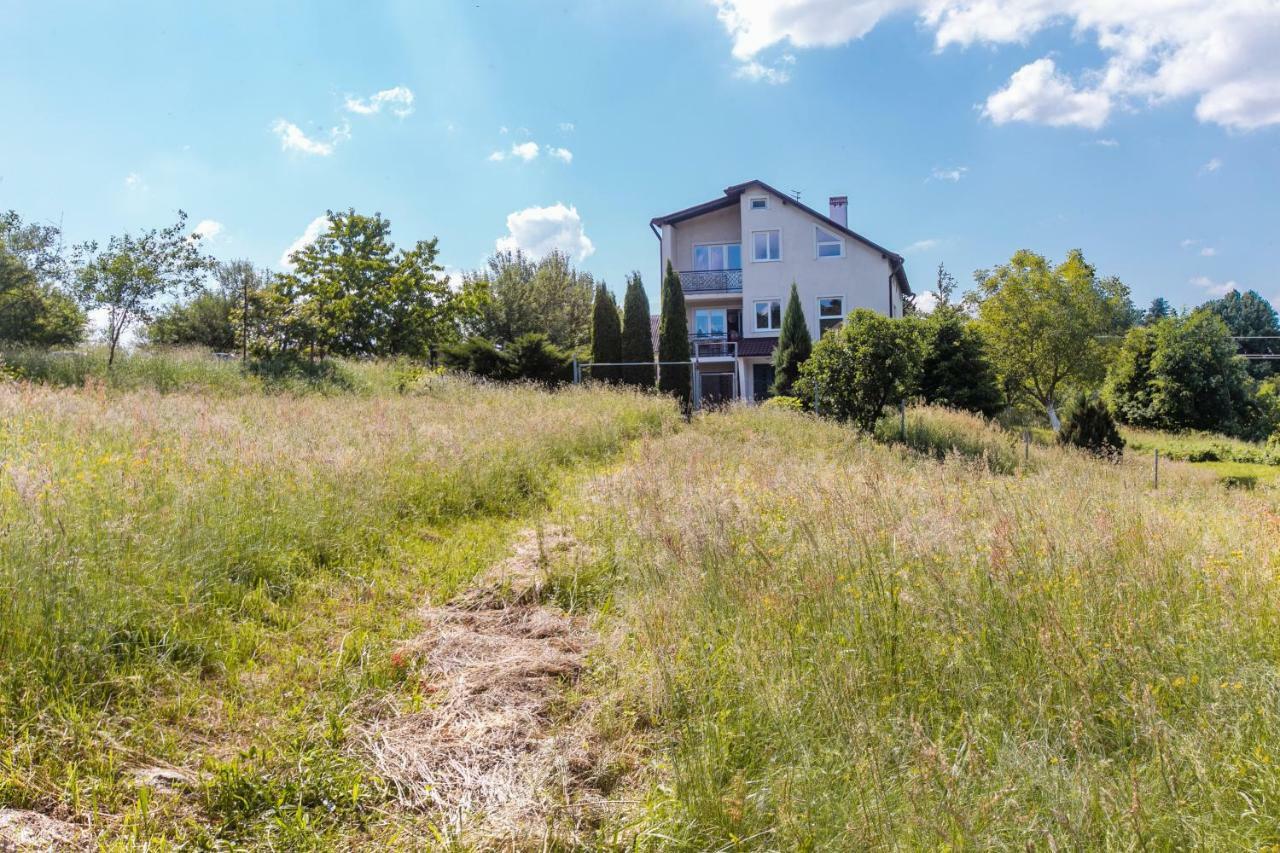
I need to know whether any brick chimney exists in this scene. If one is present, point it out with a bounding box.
[829,195,848,227]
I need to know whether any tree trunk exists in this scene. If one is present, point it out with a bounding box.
[1047,398,1061,432]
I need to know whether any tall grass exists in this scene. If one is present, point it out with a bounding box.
[588,406,1280,849]
[0,345,426,395]
[0,373,675,841]
[875,404,1023,473]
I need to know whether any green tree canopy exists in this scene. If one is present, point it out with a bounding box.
[968,248,1134,428]
[772,282,811,396]
[795,309,924,432]
[1105,311,1254,435]
[916,310,1003,417]
[590,282,622,382]
[620,271,655,388]
[657,261,690,403]
[73,210,210,366]
[1144,297,1176,325]
[1201,289,1279,378]
[0,211,85,348]
[463,249,594,350]
[287,209,471,359]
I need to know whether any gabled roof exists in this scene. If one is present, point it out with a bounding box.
[650,179,911,295]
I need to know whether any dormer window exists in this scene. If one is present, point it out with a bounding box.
[749,196,768,210]
[816,226,844,258]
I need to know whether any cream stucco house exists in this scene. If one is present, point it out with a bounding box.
[650,179,912,403]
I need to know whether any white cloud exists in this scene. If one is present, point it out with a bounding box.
[983,58,1111,129]
[548,146,573,164]
[929,165,968,182]
[124,172,145,190]
[1200,156,1223,174]
[511,141,539,161]
[1200,246,1217,257]
[905,238,940,252]
[710,1,1280,131]
[344,85,415,118]
[499,125,510,135]
[1180,238,1198,248]
[1190,275,1238,296]
[558,122,576,132]
[271,119,348,156]
[913,291,940,313]
[279,215,330,269]
[488,150,506,162]
[192,219,224,243]
[735,58,793,84]
[1095,137,1119,147]
[496,203,595,262]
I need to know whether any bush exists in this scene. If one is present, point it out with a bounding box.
[916,311,1002,417]
[1058,393,1124,460]
[762,395,805,412]
[794,309,923,432]
[506,333,572,384]
[439,337,512,380]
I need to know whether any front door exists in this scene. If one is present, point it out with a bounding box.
[752,363,775,402]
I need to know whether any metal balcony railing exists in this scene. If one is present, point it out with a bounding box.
[690,337,737,358]
[680,268,743,293]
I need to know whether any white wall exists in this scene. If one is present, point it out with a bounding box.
[737,186,898,340]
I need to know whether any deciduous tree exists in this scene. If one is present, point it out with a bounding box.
[968,249,1134,429]
[73,211,210,366]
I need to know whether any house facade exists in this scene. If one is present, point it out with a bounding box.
[651,179,911,403]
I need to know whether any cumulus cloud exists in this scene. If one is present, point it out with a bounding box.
[511,141,539,161]
[905,238,940,252]
[735,58,793,84]
[558,122,576,132]
[1200,246,1218,257]
[913,291,940,314]
[496,203,595,262]
[929,165,968,182]
[192,219,224,243]
[490,141,551,163]
[548,147,573,164]
[124,172,145,190]
[983,58,1111,129]
[1095,138,1119,147]
[1200,157,1223,174]
[1190,275,1238,296]
[271,119,349,156]
[710,1,1280,130]
[279,215,330,269]
[344,85,415,117]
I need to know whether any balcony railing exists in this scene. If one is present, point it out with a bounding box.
[680,268,743,294]
[691,337,737,358]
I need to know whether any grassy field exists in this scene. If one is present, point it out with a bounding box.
[6,354,1280,848]
[0,365,676,846]
[576,406,1280,849]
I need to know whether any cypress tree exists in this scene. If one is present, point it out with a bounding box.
[657,260,691,404]
[620,271,655,388]
[590,282,622,383]
[772,282,811,396]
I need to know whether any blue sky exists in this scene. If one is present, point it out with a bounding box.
[2,0,1278,312]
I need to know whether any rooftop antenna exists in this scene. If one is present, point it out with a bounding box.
[789,189,802,202]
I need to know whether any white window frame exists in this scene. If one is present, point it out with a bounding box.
[751,229,782,263]
[817,295,845,335]
[693,307,728,339]
[749,196,768,210]
[753,298,782,332]
[692,241,742,271]
[815,225,844,259]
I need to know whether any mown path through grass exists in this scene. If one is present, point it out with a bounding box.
[0,378,677,849]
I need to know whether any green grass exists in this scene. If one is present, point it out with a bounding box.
[583,405,1280,849]
[874,405,1024,473]
[0,368,677,846]
[1126,426,1280,466]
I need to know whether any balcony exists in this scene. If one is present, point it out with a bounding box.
[690,336,737,359]
[680,268,743,294]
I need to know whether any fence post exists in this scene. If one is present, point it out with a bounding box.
[899,400,906,440]
[814,382,820,416]
[572,356,580,384]
[1023,429,1030,462]
[1154,449,1159,489]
